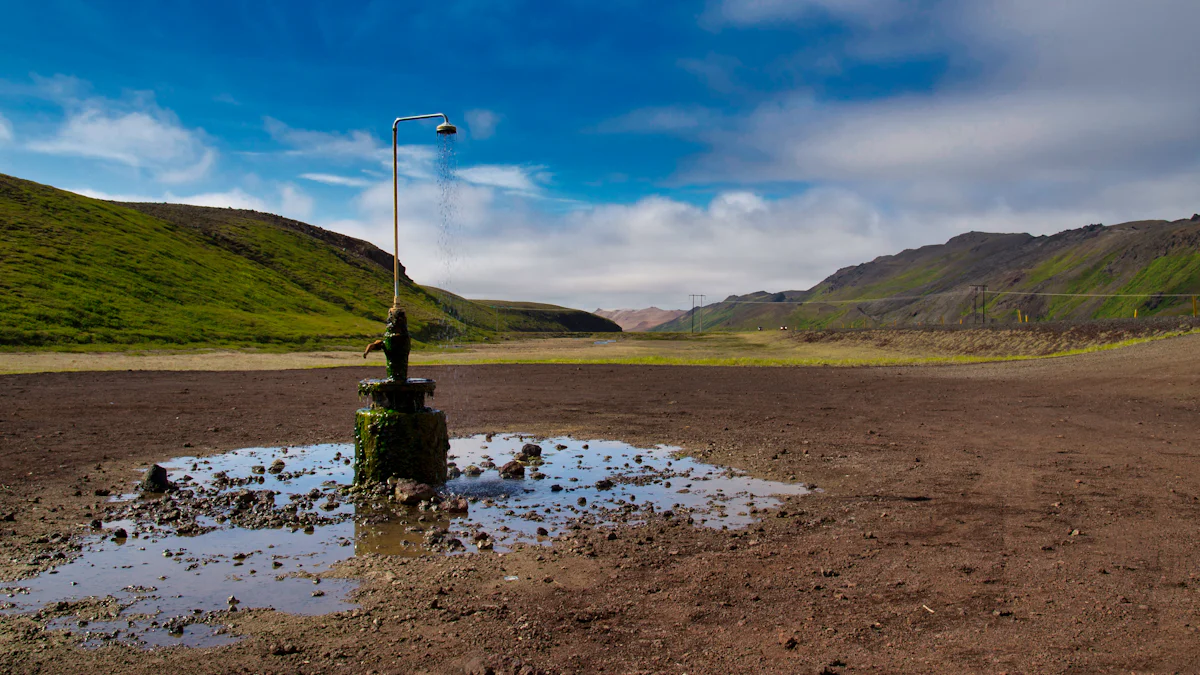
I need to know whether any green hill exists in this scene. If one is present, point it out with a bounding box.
[0,173,616,349]
[655,217,1200,332]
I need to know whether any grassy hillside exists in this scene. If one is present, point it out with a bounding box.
[655,217,1200,332]
[0,174,612,349]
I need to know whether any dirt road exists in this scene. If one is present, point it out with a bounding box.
[1,336,1198,673]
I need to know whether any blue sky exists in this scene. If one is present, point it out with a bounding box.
[2,1,1198,309]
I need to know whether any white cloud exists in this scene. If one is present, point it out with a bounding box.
[702,0,912,29]
[464,109,500,140]
[71,183,315,220]
[677,53,743,93]
[264,117,382,159]
[457,164,549,193]
[0,113,11,143]
[279,183,314,220]
[26,91,216,183]
[300,172,374,188]
[327,177,898,309]
[264,117,438,179]
[596,106,719,134]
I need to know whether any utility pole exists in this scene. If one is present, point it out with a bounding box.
[970,285,989,325]
[688,294,705,333]
[698,295,705,333]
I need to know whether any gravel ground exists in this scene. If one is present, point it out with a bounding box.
[1,334,1198,673]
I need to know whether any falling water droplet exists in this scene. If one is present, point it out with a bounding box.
[436,133,458,292]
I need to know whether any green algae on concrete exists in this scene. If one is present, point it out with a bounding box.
[353,407,449,485]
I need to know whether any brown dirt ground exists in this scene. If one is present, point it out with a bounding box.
[1,335,1199,673]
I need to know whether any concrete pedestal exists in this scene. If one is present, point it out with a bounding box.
[354,406,449,485]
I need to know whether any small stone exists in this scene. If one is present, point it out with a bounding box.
[536,527,549,537]
[443,497,469,514]
[463,465,483,477]
[250,465,265,475]
[270,643,301,656]
[550,484,563,492]
[267,459,285,474]
[595,479,614,490]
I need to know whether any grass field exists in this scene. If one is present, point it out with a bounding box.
[3,322,1196,374]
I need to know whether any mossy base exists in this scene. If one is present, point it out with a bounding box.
[353,408,449,485]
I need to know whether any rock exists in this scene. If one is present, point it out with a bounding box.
[554,444,567,451]
[447,466,462,479]
[93,488,110,497]
[518,443,543,460]
[394,480,436,505]
[536,527,549,536]
[111,527,127,540]
[550,484,563,492]
[250,465,265,475]
[267,459,285,474]
[595,478,614,490]
[443,497,469,514]
[500,461,525,479]
[269,643,301,656]
[139,464,175,493]
[530,472,547,480]
[463,465,483,476]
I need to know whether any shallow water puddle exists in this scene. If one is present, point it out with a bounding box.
[2,435,808,648]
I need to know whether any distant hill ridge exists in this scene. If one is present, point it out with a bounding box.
[593,307,685,331]
[0,173,617,348]
[654,216,1200,332]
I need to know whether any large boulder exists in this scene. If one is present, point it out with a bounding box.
[516,443,543,461]
[138,465,175,493]
[394,480,436,505]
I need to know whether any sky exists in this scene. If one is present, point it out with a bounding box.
[1,1,1198,311]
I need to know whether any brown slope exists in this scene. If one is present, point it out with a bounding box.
[594,307,686,331]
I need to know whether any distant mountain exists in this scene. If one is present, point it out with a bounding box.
[653,216,1200,332]
[594,307,685,332]
[0,173,615,348]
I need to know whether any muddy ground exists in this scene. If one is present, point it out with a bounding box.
[1,335,1199,673]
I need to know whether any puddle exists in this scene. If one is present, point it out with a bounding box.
[3,435,808,649]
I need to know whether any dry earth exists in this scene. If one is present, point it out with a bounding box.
[1,335,1199,673]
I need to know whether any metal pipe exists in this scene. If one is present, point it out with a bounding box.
[392,113,455,307]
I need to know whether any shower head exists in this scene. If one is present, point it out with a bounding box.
[436,122,457,135]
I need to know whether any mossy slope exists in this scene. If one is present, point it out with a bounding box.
[655,218,1200,331]
[0,173,615,348]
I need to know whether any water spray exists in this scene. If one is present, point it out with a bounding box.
[392,113,456,307]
